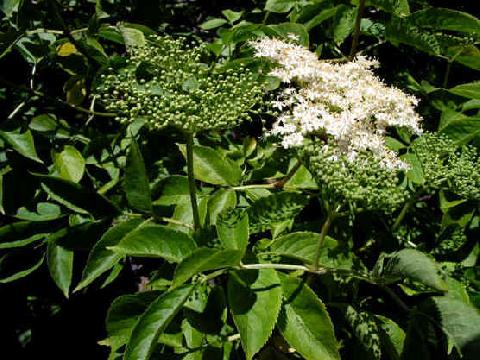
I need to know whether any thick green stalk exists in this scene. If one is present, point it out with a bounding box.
[186,132,201,230]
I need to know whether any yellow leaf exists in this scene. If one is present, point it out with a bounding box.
[57,42,78,57]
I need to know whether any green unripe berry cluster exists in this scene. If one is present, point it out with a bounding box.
[412,133,480,200]
[302,142,406,212]
[95,36,264,132]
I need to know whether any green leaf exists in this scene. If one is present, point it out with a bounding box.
[440,117,480,144]
[375,315,405,359]
[386,17,442,56]
[200,18,228,30]
[208,188,237,225]
[373,249,448,291]
[284,165,318,190]
[0,233,47,249]
[278,273,340,360]
[217,209,249,252]
[124,285,194,360]
[30,114,57,132]
[356,0,410,17]
[54,145,85,183]
[104,291,161,352]
[47,242,74,298]
[333,5,357,44]
[124,139,152,213]
[110,221,196,262]
[171,195,209,230]
[172,248,243,287]
[270,231,319,263]
[153,175,190,206]
[15,202,62,222]
[248,192,308,234]
[267,23,310,47]
[0,0,22,18]
[304,6,339,31]
[269,232,354,269]
[0,255,44,284]
[432,296,480,357]
[228,269,282,360]
[265,0,296,13]
[37,174,119,218]
[118,24,146,47]
[0,129,42,163]
[178,144,242,186]
[75,218,145,291]
[222,9,243,24]
[449,81,480,100]
[409,8,480,35]
[402,153,424,184]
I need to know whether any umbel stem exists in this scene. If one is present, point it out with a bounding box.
[349,0,366,60]
[185,132,201,230]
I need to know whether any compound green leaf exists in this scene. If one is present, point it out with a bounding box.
[440,117,480,144]
[354,0,409,17]
[0,129,42,163]
[333,5,357,44]
[54,145,85,183]
[373,249,448,291]
[228,269,282,360]
[125,139,152,213]
[178,144,242,186]
[200,18,228,30]
[75,218,145,291]
[47,242,74,298]
[172,247,243,287]
[37,174,119,218]
[153,176,190,206]
[208,188,237,225]
[449,81,480,100]
[278,274,340,360]
[118,24,146,47]
[124,285,194,360]
[216,209,249,252]
[265,0,296,13]
[110,221,196,262]
[0,254,44,283]
[409,8,480,34]
[248,192,308,234]
[432,296,480,357]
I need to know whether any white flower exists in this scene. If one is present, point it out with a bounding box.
[250,37,423,170]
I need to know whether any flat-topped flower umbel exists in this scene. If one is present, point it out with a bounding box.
[96,36,263,133]
[250,37,422,170]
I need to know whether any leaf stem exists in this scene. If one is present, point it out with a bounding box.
[392,197,416,231]
[231,158,302,191]
[0,77,116,117]
[232,183,277,190]
[274,158,302,188]
[239,263,327,274]
[379,284,410,312]
[186,132,201,231]
[312,211,335,271]
[443,60,452,88]
[349,0,366,60]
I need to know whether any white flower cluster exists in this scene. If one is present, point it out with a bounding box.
[250,37,422,169]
